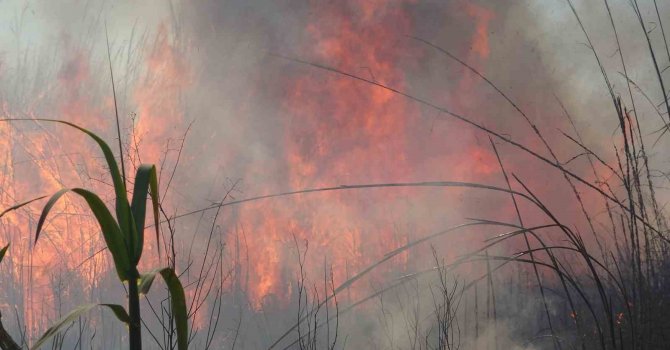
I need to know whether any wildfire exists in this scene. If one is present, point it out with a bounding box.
[0,21,191,339]
[236,0,502,309]
[134,23,192,166]
[236,0,420,308]
[2,0,524,333]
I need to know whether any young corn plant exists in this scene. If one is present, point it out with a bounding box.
[14,120,188,350]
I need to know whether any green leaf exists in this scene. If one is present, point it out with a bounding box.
[130,164,160,264]
[31,303,129,350]
[139,268,188,350]
[10,119,137,262]
[35,188,132,281]
[0,244,8,265]
[102,303,131,323]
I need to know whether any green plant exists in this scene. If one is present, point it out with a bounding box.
[13,120,188,350]
[0,197,46,350]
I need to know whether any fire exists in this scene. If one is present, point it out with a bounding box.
[0,45,113,337]
[237,0,419,308]
[0,22,191,339]
[222,0,510,310]
[0,0,596,340]
[0,1,507,324]
[134,23,192,165]
[464,3,495,60]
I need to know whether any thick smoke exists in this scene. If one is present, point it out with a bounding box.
[0,0,669,349]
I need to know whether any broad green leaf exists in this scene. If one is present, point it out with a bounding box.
[35,188,132,281]
[130,164,160,264]
[7,119,137,260]
[0,244,8,264]
[32,303,129,349]
[139,268,188,350]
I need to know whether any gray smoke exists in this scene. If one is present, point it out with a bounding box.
[0,0,669,349]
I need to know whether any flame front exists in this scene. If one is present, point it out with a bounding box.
[0,0,583,342]
[235,0,504,309]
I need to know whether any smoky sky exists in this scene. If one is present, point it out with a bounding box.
[3,0,667,198]
[2,0,670,348]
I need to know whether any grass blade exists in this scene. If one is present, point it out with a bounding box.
[139,267,188,350]
[31,304,129,350]
[0,196,46,264]
[0,196,46,219]
[0,244,8,265]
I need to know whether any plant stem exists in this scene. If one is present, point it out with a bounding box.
[128,277,142,350]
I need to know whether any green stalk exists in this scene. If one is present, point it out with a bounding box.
[128,277,142,350]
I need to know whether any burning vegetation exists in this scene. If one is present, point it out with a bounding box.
[1,0,670,349]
